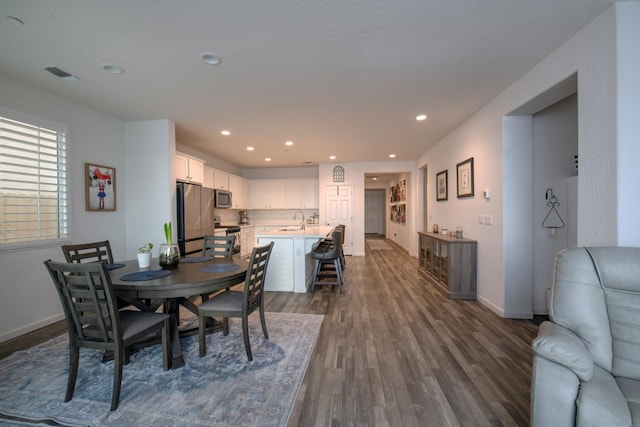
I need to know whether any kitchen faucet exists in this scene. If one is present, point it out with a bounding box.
[294,210,305,230]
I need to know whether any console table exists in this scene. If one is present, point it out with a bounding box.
[418,232,477,300]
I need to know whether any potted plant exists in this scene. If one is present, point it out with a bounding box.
[158,221,180,269]
[137,242,153,268]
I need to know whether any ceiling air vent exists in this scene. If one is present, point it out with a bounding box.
[43,66,80,82]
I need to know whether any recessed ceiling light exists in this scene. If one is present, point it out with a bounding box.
[416,114,427,121]
[221,130,231,136]
[265,157,272,162]
[373,177,378,180]
[246,146,255,151]
[389,154,396,158]
[201,53,221,65]
[285,141,294,146]
[102,64,124,75]
[329,155,336,160]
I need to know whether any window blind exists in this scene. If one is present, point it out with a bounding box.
[0,112,68,245]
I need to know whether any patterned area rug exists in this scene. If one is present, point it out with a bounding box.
[0,312,323,427]
[366,239,393,250]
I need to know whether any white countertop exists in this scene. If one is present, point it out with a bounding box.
[255,225,333,238]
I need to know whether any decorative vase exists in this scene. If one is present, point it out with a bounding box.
[137,252,152,268]
[158,243,180,269]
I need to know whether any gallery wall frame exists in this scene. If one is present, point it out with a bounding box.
[456,157,474,198]
[85,163,116,211]
[436,170,448,201]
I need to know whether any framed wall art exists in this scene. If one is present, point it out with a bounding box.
[436,170,448,201]
[85,163,116,211]
[456,157,474,198]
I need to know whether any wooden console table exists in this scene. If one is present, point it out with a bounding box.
[418,232,477,300]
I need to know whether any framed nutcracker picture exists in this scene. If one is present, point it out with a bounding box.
[85,163,116,211]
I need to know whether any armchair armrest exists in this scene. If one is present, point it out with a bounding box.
[532,321,594,382]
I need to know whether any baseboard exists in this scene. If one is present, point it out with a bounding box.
[477,296,533,319]
[0,313,65,343]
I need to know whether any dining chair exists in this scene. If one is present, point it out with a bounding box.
[61,240,114,264]
[198,241,274,361]
[202,235,236,258]
[44,260,170,411]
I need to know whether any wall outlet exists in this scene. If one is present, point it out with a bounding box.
[478,215,484,225]
[484,215,493,225]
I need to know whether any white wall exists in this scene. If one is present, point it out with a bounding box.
[616,2,640,246]
[532,94,578,314]
[416,3,638,318]
[0,72,126,341]
[124,120,176,259]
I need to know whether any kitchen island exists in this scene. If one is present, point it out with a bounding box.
[256,225,334,293]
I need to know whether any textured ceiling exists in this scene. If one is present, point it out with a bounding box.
[0,0,615,168]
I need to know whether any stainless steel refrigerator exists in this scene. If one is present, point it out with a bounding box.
[177,182,214,256]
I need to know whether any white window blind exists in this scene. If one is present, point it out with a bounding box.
[0,110,68,246]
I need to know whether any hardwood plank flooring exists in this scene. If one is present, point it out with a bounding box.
[0,237,539,426]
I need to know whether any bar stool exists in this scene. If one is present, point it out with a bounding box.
[320,225,346,268]
[311,228,344,294]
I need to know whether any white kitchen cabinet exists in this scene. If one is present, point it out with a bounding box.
[249,180,286,209]
[203,167,215,189]
[214,170,229,190]
[301,179,318,209]
[176,152,205,184]
[285,179,318,209]
[229,175,249,209]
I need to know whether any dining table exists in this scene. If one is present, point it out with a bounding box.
[108,255,249,369]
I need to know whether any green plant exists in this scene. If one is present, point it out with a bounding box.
[138,242,153,253]
[164,222,172,245]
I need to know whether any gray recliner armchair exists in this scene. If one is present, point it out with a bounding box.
[531,247,640,427]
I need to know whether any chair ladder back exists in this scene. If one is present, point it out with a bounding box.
[45,260,118,343]
[244,242,274,311]
[62,240,114,264]
[202,235,236,258]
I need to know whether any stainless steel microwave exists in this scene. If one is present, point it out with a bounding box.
[214,189,232,208]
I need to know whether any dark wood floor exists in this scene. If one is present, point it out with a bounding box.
[1,237,539,426]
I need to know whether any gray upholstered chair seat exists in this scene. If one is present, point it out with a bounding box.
[198,291,244,315]
[531,247,640,427]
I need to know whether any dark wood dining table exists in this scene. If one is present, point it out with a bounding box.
[109,256,249,369]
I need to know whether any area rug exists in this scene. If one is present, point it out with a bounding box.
[366,239,393,250]
[0,312,324,427]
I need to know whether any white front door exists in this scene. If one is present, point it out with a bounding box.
[326,184,354,255]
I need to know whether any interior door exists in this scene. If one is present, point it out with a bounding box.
[364,189,385,234]
[325,184,354,255]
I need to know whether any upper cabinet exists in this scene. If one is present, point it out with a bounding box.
[285,179,318,209]
[250,180,286,209]
[229,175,249,209]
[203,167,215,188]
[214,170,229,190]
[251,179,318,210]
[176,152,204,184]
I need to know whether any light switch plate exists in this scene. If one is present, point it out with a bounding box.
[484,215,493,225]
[478,215,484,225]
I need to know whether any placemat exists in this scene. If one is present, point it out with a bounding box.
[106,263,126,270]
[120,269,172,281]
[180,256,212,263]
[200,263,241,273]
